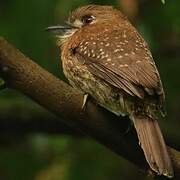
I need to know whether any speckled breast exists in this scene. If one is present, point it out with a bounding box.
[61,47,128,116]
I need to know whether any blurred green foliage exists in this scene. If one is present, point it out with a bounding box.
[161,0,165,4]
[0,0,180,179]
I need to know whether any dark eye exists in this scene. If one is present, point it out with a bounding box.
[82,15,95,24]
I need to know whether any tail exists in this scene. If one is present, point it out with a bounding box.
[132,114,174,178]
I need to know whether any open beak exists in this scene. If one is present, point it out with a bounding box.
[45,24,76,35]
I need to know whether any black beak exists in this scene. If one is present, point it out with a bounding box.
[45,24,75,35]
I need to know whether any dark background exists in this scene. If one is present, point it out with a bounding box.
[0,0,179,179]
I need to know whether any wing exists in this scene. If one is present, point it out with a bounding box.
[74,25,165,105]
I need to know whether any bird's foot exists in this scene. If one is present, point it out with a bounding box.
[81,94,89,110]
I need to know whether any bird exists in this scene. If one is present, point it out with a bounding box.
[46,5,174,178]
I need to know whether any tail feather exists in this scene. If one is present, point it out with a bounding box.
[132,115,174,178]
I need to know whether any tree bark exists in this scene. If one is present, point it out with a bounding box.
[0,37,179,179]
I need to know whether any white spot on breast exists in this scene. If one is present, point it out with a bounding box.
[123,31,127,38]
[68,60,73,65]
[131,51,135,55]
[125,53,129,56]
[136,60,141,63]
[114,49,120,53]
[120,48,124,51]
[118,55,123,58]
[124,64,128,67]
[107,58,111,62]
[105,43,110,47]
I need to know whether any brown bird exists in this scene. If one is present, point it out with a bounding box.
[47,5,174,178]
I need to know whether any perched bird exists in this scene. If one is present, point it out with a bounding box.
[47,5,173,178]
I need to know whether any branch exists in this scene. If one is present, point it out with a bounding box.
[0,37,179,179]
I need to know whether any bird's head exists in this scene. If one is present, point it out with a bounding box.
[46,5,126,46]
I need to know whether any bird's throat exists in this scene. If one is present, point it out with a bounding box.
[56,29,78,47]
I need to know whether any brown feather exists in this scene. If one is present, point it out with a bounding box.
[132,115,174,177]
[88,63,144,97]
[74,24,164,106]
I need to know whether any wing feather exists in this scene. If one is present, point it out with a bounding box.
[74,27,164,104]
[88,62,144,98]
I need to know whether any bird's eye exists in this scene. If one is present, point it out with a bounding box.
[81,15,95,25]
